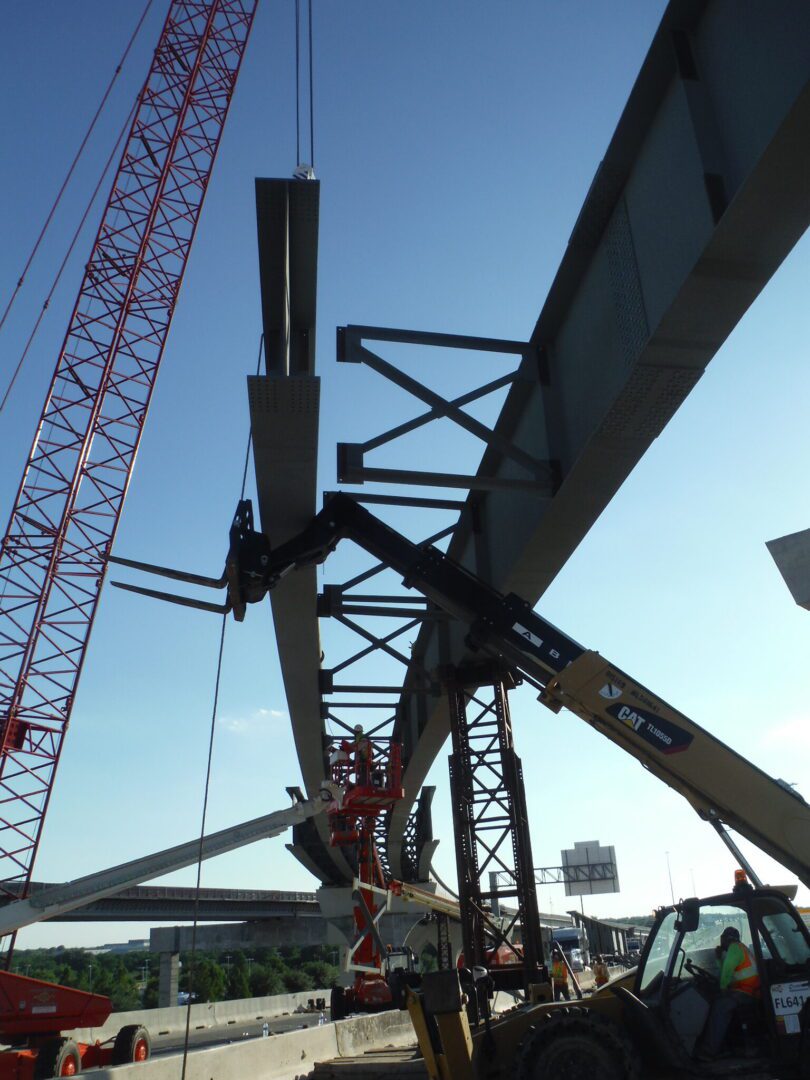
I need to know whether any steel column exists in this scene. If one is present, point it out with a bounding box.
[443,664,545,992]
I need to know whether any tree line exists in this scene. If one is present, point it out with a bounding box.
[11,945,340,1012]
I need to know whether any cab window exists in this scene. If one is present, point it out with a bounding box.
[640,911,678,994]
[675,904,749,981]
[754,899,810,967]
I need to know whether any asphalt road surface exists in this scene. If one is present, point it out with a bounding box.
[150,1010,326,1057]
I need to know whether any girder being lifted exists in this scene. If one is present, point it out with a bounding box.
[244,0,810,888]
[380,0,810,875]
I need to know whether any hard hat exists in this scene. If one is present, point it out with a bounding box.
[720,926,740,943]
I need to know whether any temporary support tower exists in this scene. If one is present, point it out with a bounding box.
[444,663,546,993]
[0,0,257,961]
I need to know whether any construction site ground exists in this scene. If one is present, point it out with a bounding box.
[311,1046,426,1079]
[310,966,610,1078]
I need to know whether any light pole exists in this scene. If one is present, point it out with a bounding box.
[665,851,675,905]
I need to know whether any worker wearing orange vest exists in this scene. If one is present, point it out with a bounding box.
[551,946,571,1001]
[698,927,760,1059]
[593,955,609,988]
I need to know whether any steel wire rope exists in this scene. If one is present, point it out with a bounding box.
[0,87,140,634]
[0,0,155,337]
[308,0,315,169]
[0,71,147,814]
[180,334,264,1078]
[0,94,140,417]
[293,0,315,170]
[429,862,459,900]
[294,0,301,166]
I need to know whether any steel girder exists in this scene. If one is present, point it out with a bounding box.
[382,0,810,876]
[254,0,810,885]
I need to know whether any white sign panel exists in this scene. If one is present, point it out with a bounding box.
[771,981,810,1035]
[561,840,619,897]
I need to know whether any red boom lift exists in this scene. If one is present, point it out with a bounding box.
[0,970,148,1078]
[326,730,409,1018]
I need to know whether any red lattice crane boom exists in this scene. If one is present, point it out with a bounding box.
[0,0,257,955]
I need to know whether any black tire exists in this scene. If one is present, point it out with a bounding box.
[112,1023,151,1065]
[34,1037,82,1078]
[516,1006,642,1080]
[330,985,347,1021]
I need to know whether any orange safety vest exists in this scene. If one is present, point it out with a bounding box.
[728,942,761,996]
[551,958,568,984]
[594,962,609,987]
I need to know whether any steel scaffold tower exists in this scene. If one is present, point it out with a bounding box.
[0,0,257,956]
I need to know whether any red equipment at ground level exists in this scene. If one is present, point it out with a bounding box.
[327,730,407,1017]
[0,970,149,1077]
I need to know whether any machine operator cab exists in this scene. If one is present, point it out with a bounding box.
[627,874,810,1073]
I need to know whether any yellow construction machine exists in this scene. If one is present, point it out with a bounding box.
[113,492,810,1075]
[405,871,810,1078]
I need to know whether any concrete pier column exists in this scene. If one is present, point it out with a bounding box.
[158,951,180,1008]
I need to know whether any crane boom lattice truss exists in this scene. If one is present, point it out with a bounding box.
[0,0,257,931]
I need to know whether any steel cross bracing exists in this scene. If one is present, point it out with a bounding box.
[493,863,618,889]
[316,322,541,886]
[444,664,545,993]
[312,1,810,887]
[316,508,451,882]
[336,326,553,495]
[0,0,257,939]
[256,2,810,887]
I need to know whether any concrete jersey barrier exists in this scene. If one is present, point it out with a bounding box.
[75,989,330,1045]
[85,1009,416,1080]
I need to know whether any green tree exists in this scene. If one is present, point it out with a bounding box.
[143,973,161,1009]
[302,960,338,987]
[226,953,250,1000]
[250,966,285,997]
[182,955,226,1003]
[109,970,141,1011]
[282,968,314,993]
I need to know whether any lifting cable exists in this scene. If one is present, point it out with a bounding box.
[179,333,265,1079]
[308,0,315,170]
[0,0,154,337]
[293,0,316,171]
[0,96,139,416]
[429,862,460,901]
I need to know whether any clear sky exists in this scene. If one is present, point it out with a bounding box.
[1,2,809,950]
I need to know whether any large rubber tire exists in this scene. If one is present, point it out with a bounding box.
[34,1037,82,1078]
[112,1023,151,1065]
[516,1006,642,1080]
[331,985,347,1021]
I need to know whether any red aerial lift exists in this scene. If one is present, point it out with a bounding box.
[325,731,409,1018]
[0,970,148,1078]
[0,788,339,1075]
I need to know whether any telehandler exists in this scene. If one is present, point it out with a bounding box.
[405,872,810,1078]
[111,491,810,1073]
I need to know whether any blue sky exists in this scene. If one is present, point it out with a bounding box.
[1,1,809,949]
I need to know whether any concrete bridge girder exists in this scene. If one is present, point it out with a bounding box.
[386,0,810,874]
[249,2,810,885]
